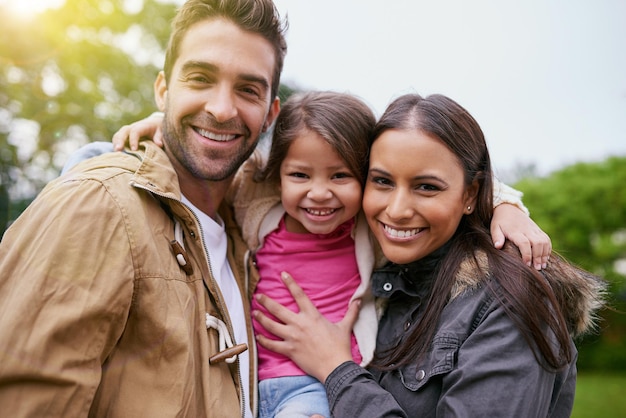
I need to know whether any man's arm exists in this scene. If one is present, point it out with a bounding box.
[0,176,134,416]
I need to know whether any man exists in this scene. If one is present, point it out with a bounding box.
[0,0,285,416]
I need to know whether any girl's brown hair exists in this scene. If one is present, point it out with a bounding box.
[259,91,376,187]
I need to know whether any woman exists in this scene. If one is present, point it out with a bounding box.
[253,93,606,417]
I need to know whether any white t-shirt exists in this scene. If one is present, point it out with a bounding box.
[182,195,252,418]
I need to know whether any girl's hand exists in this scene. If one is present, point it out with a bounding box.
[112,112,165,151]
[491,203,551,270]
[253,272,360,383]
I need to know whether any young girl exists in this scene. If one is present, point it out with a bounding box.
[252,93,606,417]
[108,91,551,417]
[229,91,379,418]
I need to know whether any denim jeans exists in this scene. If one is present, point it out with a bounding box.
[258,375,330,418]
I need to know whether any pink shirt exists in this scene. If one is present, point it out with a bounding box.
[252,218,363,380]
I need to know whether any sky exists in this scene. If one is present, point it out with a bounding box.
[271,0,626,179]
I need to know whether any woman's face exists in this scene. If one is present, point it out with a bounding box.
[363,128,476,265]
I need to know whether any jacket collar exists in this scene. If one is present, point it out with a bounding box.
[372,243,449,299]
[127,141,182,201]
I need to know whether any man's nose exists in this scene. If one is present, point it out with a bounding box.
[204,85,238,122]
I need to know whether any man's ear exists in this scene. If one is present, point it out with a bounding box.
[263,96,281,132]
[154,71,167,112]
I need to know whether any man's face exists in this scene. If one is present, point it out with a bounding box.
[155,18,280,183]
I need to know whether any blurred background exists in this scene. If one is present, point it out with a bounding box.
[1,0,624,415]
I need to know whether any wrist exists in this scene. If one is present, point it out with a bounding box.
[315,356,353,384]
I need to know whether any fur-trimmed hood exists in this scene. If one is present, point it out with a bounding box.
[453,243,607,338]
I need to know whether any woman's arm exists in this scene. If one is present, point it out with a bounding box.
[253,273,408,417]
[112,112,164,151]
[253,272,357,383]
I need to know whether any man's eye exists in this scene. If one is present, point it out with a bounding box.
[241,87,260,96]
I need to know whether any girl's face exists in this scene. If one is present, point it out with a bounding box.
[363,128,477,265]
[279,129,363,234]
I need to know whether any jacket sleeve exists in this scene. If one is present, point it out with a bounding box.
[61,141,114,174]
[227,156,281,250]
[325,362,408,418]
[0,176,135,417]
[492,177,529,215]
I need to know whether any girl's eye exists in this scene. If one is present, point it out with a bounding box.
[289,172,308,179]
[332,172,352,180]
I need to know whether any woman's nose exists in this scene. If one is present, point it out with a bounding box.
[384,189,414,220]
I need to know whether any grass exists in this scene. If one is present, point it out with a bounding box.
[572,372,626,417]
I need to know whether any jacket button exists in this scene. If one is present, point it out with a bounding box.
[383,282,392,291]
[416,369,426,381]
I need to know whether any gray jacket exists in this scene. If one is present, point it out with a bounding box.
[325,245,605,418]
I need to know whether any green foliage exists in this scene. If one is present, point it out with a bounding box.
[0,0,176,232]
[0,1,299,238]
[515,156,626,371]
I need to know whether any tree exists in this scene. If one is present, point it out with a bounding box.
[0,0,299,237]
[1,0,176,234]
[515,156,626,370]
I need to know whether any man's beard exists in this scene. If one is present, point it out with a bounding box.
[161,114,259,182]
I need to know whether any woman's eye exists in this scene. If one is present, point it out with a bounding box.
[418,184,439,192]
[371,176,392,186]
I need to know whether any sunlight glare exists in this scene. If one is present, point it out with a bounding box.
[0,0,65,18]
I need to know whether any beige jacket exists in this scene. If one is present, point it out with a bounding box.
[0,142,256,417]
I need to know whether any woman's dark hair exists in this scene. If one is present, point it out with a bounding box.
[369,93,573,371]
[258,90,376,187]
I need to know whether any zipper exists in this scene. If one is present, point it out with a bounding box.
[131,181,247,418]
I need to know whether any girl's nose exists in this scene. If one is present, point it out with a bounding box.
[306,182,333,201]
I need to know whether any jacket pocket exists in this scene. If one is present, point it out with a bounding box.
[398,332,460,391]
